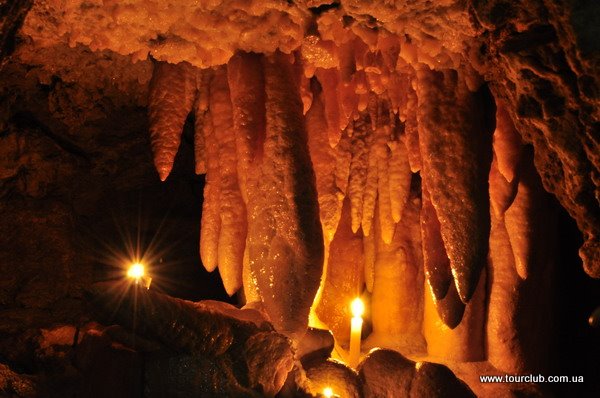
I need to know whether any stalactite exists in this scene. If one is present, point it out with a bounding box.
[199,107,221,273]
[227,52,266,205]
[148,61,197,181]
[334,127,352,199]
[377,142,395,244]
[388,129,412,223]
[315,68,344,147]
[246,52,323,338]
[401,77,421,173]
[363,225,376,293]
[504,148,548,280]
[488,156,518,218]
[210,68,246,296]
[193,69,211,175]
[193,103,207,175]
[492,104,522,183]
[306,82,344,243]
[416,66,492,303]
[347,115,372,233]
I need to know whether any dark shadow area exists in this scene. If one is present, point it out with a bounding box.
[554,200,600,396]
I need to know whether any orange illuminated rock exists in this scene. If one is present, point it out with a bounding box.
[368,186,425,353]
[148,61,197,181]
[209,68,246,296]
[246,52,323,338]
[416,66,492,303]
[504,148,547,279]
[423,267,486,362]
[227,52,266,204]
[420,185,452,303]
[314,198,364,347]
[199,107,221,273]
[306,83,344,243]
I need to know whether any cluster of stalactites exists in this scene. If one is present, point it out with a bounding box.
[147,28,534,337]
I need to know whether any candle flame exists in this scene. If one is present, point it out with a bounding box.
[351,297,364,317]
[127,262,145,279]
[323,387,333,398]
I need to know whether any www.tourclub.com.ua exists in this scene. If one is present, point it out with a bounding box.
[480,374,585,383]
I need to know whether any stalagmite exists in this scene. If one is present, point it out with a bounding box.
[315,198,364,347]
[210,68,246,296]
[199,108,221,273]
[504,148,547,280]
[367,187,425,354]
[487,209,557,373]
[246,52,324,338]
[306,83,343,242]
[421,186,452,303]
[423,266,485,362]
[227,52,266,204]
[148,61,197,181]
[416,66,492,303]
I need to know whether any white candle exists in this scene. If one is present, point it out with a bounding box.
[349,297,364,368]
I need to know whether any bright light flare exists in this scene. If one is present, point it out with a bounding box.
[127,262,145,280]
[323,387,333,398]
[351,297,364,318]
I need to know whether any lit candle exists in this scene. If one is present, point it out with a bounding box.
[127,262,145,281]
[349,297,364,368]
[323,387,333,398]
[127,262,152,289]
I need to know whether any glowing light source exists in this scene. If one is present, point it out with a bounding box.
[323,387,333,398]
[351,297,365,317]
[127,262,152,289]
[349,297,364,368]
[127,262,145,280]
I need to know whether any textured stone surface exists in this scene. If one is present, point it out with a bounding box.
[357,348,475,398]
[471,0,600,277]
[90,282,295,397]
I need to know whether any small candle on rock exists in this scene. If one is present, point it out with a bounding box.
[349,297,364,368]
[127,262,152,289]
